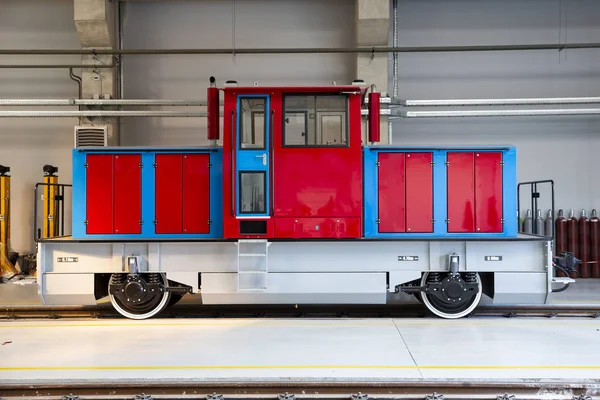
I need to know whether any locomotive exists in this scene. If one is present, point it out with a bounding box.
[35,78,570,319]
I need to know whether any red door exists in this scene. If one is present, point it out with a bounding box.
[155,154,183,234]
[447,152,475,233]
[113,154,142,234]
[405,152,433,233]
[85,154,114,234]
[182,154,210,234]
[475,152,503,232]
[377,152,405,233]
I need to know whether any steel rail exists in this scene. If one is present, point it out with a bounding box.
[0,43,600,56]
[0,379,597,400]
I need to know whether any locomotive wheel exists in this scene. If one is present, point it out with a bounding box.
[420,271,482,319]
[108,273,171,320]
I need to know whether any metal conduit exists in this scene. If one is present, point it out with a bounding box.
[0,43,599,56]
[0,64,115,69]
[400,109,600,118]
[397,97,600,106]
[0,110,207,117]
[0,99,210,106]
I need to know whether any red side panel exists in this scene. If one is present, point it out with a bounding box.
[475,152,503,233]
[182,154,210,234]
[405,152,433,233]
[155,154,183,234]
[113,154,142,234]
[447,152,475,233]
[377,152,405,233]
[274,217,361,239]
[86,154,114,234]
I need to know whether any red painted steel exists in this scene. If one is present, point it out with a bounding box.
[579,211,590,278]
[405,152,433,232]
[447,152,475,233]
[368,92,380,143]
[590,210,600,278]
[85,154,114,234]
[377,153,405,233]
[155,154,183,234]
[113,154,142,234]
[474,152,503,233]
[182,154,210,234]
[275,217,361,239]
[207,86,220,141]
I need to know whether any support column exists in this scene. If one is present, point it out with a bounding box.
[356,0,390,144]
[74,0,119,145]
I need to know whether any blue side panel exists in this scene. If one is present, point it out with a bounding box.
[363,145,518,239]
[72,147,223,240]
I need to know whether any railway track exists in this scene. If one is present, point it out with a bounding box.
[2,303,600,320]
[0,380,599,400]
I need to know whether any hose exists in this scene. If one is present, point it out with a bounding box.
[550,262,576,293]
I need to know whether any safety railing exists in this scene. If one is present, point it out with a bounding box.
[517,179,555,238]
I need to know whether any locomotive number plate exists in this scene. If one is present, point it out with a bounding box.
[484,256,503,261]
[398,256,419,261]
[57,257,79,263]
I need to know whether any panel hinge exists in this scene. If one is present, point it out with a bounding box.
[445,218,450,224]
[83,163,88,168]
[153,220,158,225]
[431,218,435,224]
[84,220,89,225]
[430,161,435,166]
[208,219,212,225]
[375,219,381,224]
[501,218,505,224]
[153,163,158,168]
[375,161,380,167]
[500,161,505,166]
[208,162,212,168]
[139,220,144,225]
[445,161,450,166]
[139,163,143,168]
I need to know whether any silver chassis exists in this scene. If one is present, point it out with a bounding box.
[36,235,556,307]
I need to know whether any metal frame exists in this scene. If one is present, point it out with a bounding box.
[34,183,72,242]
[70,148,223,240]
[363,146,517,239]
[517,179,555,238]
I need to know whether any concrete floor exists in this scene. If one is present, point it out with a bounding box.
[1,317,599,384]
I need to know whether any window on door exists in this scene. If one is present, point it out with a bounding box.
[283,94,348,147]
[239,98,266,149]
[239,171,266,214]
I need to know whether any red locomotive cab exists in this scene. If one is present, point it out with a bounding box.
[221,82,366,239]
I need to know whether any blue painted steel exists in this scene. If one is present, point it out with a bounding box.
[363,146,518,239]
[235,94,270,218]
[72,147,223,240]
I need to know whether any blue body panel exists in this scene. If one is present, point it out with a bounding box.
[363,145,518,239]
[72,147,223,240]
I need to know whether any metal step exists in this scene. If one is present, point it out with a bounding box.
[237,239,269,292]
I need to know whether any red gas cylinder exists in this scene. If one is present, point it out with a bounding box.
[590,209,600,278]
[207,76,220,142]
[579,209,590,278]
[566,209,579,278]
[555,209,568,277]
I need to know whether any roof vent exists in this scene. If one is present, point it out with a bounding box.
[74,126,108,147]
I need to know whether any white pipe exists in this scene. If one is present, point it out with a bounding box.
[0,110,208,117]
[0,99,210,106]
[400,109,600,118]
[397,97,600,106]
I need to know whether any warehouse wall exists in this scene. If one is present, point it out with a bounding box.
[391,0,600,216]
[0,0,79,253]
[1,0,599,253]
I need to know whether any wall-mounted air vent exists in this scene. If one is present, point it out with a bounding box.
[74,126,108,147]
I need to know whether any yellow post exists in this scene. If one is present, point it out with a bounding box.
[43,165,59,239]
[0,165,17,278]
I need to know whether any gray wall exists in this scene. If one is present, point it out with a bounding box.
[0,0,598,252]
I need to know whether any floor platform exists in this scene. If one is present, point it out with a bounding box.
[1,316,599,385]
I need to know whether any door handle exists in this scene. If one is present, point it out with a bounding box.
[255,153,267,166]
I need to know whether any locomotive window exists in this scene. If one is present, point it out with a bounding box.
[283,94,348,147]
[239,171,266,214]
[239,98,266,150]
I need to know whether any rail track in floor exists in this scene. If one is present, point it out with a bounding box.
[2,303,600,320]
[0,380,598,400]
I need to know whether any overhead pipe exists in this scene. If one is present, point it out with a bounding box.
[0,42,599,56]
[396,97,600,106]
[0,110,207,118]
[399,109,600,118]
[0,64,114,69]
[0,99,210,106]
[390,0,398,145]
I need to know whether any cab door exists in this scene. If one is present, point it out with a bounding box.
[235,95,270,218]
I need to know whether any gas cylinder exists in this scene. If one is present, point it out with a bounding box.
[590,209,600,278]
[544,210,553,237]
[522,209,533,234]
[555,209,567,254]
[534,210,544,235]
[566,209,579,277]
[579,209,590,278]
